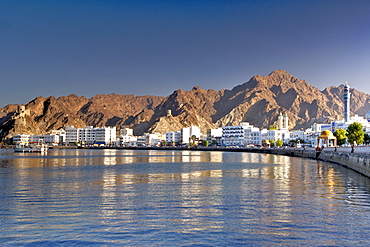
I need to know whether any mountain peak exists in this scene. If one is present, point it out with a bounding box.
[1,70,370,141]
[249,70,295,86]
[268,70,292,77]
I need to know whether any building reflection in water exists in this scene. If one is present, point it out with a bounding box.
[3,148,370,238]
[103,149,117,165]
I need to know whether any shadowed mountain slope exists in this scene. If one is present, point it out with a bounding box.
[1,70,369,140]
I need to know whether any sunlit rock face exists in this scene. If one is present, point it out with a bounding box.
[1,70,370,140]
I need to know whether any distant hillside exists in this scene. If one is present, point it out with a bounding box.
[1,70,370,141]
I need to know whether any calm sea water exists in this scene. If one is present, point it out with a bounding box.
[1,148,370,246]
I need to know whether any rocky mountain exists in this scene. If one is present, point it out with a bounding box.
[1,70,370,141]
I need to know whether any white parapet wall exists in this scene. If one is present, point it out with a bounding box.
[326,145,370,154]
[293,145,370,154]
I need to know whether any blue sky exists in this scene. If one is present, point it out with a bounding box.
[1,0,370,107]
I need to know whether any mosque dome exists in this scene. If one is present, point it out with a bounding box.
[365,110,370,120]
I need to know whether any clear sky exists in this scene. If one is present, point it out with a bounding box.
[1,0,370,107]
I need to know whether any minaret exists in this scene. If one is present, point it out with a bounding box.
[278,113,283,130]
[343,81,351,123]
[283,113,289,130]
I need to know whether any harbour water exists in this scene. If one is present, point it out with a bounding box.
[1,148,370,246]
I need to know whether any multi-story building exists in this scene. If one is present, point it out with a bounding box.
[266,129,290,144]
[136,133,165,146]
[136,135,146,146]
[222,125,244,146]
[117,135,137,146]
[78,126,96,144]
[51,129,65,143]
[251,128,269,146]
[221,122,258,146]
[118,128,137,146]
[12,134,30,144]
[30,134,61,144]
[65,126,79,143]
[13,134,61,144]
[65,126,116,145]
[166,131,181,145]
[243,124,261,146]
[181,126,201,145]
[120,128,134,136]
[206,128,223,145]
[95,127,116,145]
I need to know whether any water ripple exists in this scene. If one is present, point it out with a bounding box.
[1,149,370,246]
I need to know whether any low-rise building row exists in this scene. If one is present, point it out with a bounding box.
[11,112,370,147]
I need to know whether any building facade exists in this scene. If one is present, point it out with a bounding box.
[166,131,181,145]
[65,126,116,145]
[206,128,223,145]
[222,122,256,146]
[181,126,201,145]
[13,134,30,144]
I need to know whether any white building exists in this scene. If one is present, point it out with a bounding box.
[13,134,30,144]
[137,133,165,146]
[95,127,116,145]
[120,128,134,136]
[118,128,137,146]
[136,135,146,146]
[290,129,315,144]
[348,115,370,129]
[243,124,261,146]
[222,122,291,147]
[51,129,66,143]
[78,126,96,144]
[148,133,165,146]
[222,122,256,146]
[65,126,79,143]
[206,128,223,145]
[30,134,61,144]
[13,134,61,145]
[312,115,370,136]
[181,126,201,145]
[266,129,290,145]
[65,126,116,145]
[222,125,244,146]
[118,135,137,146]
[252,128,269,146]
[166,131,181,145]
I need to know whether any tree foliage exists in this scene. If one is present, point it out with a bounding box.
[333,128,347,146]
[269,139,274,147]
[276,139,283,147]
[347,122,364,145]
